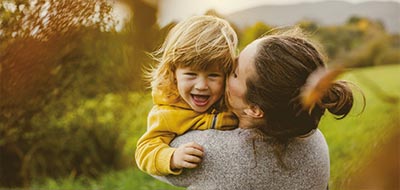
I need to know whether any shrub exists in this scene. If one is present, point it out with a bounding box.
[0,92,152,187]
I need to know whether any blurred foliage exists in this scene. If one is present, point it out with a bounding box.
[0,0,115,41]
[238,16,399,67]
[307,16,399,68]
[0,0,160,187]
[0,0,399,188]
[238,22,272,50]
[26,92,151,183]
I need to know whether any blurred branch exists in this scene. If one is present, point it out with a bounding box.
[0,0,116,42]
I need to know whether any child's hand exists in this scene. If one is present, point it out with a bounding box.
[170,142,204,170]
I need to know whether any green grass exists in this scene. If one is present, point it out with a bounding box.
[31,169,184,190]
[30,64,399,190]
[319,64,400,189]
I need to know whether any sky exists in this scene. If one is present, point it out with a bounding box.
[157,0,400,26]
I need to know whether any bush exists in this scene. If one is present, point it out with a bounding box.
[0,92,152,187]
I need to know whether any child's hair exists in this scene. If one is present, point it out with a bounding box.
[148,15,238,102]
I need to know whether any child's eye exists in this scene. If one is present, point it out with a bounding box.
[184,72,197,76]
[209,73,222,78]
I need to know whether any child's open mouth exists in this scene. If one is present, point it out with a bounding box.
[191,94,210,106]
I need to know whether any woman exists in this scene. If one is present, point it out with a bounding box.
[156,28,359,189]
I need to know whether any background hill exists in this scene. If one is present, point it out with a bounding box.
[225,0,400,33]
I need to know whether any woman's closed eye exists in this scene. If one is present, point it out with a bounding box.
[232,71,238,78]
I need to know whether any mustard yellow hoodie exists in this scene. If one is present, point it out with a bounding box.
[135,93,237,176]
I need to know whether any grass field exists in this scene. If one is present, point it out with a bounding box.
[31,64,399,190]
[320,64,400,188]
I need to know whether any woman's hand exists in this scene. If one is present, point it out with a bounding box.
[170,142,204,170]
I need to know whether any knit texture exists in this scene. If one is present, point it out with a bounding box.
[155,128,329,190]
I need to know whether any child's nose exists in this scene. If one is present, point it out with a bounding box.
[195,78,208,90]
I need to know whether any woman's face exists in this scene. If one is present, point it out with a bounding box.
[226,39,260,116]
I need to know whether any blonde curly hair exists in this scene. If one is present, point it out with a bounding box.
[148,15,238,102]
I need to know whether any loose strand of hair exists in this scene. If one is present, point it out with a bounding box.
[340,80,366,116]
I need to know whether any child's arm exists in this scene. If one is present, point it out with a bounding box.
[135,106,237,176]
[135,106,207,176]
[135,107,181,176]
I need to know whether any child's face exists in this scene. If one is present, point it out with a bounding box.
[175,65,225,113]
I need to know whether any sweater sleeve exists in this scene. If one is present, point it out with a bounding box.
[135,106,182,176]
[135,105,212,176]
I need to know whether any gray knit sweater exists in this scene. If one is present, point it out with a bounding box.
[155,128,330,190]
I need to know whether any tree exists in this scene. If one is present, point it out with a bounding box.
[239,22,272,50]
[0,0,135,187]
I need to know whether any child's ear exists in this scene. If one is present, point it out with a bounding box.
[244,104,264,119]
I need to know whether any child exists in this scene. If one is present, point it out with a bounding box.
[135,15,239,176]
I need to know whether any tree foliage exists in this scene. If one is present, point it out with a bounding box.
[239,16,399,67]
[0,0,160,187]
[239,22,272,50]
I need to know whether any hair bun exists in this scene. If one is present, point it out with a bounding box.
[321,81,354,119]
[300,67,344,111]
[300,67,356,119]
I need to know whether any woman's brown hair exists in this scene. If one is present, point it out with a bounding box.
[246,29,358,141]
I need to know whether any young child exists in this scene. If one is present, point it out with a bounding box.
[135,15,239,176]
